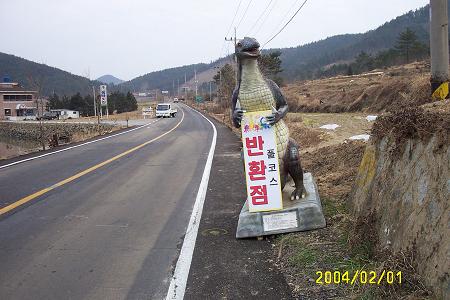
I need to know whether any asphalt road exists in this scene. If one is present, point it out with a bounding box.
[0,104,214,299]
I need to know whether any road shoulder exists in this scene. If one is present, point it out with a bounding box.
[184,118,292,299]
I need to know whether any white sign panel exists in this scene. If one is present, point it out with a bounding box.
[161,90,169,94]
[100,85,107,106]
[242,110,283,212]
[142,106,153,116]
[262,211,298,232]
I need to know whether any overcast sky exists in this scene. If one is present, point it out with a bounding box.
[1,0,429,81]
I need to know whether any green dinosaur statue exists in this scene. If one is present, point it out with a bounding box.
[232,37,305,201]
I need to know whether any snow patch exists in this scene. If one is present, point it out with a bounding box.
[366,115,378,122]
[349,134,370,141]
[319,124,340,130]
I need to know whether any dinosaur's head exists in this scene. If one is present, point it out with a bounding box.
[235,37,260,60]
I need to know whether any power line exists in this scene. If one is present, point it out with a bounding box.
[235,0,253,30]
[272,0,301,35]
[253,0,278,37]
[262,0,308,49]
[225,0,243,37]
[246,0,273,36]
[219,0,243,58]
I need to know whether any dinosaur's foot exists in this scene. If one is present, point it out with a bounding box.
[290,187,306,201]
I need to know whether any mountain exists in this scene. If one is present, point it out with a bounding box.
[116,57,229,93]
[97,74,124,85]
[119,2,439,90]
[273,3,438,80]
[0,52,98,96]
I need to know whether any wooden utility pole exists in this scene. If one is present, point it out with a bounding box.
[209,81,212,101]
[184,73,187,100]
[92,86,97,117]
[430,0,449,94]
[225,27,237,61]
[225,27,239,80]
[194,69,198,98]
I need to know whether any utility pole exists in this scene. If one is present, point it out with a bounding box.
[430,0,449,95]
[225,27,239,79]
[92,86,97,117]
[209,81,212,101]
[194,69,198,98]
[177,79,180,97]
[213,66,222,103]
[184,73,187,100]
[225,27,237,61]
[172,80,175,99]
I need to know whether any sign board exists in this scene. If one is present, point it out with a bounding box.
[161,90,169,94]
[142,106,153,117]
[195,96,203,103]
[432,82,449,100]
[100,85,108,106]
[262,211,298,232]
[242,110,283,212]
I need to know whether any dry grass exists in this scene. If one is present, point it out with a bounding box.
[282,61,433,114]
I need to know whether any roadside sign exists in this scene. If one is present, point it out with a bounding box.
[100,85,108,106]
[242,110,283,212]
[432,82,449,100]
[162,90,169,94]
[195,96,203,103]
[142,106,153,118]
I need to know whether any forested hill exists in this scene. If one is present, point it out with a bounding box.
[116,59,228,93]
[276,3,440,80]
[0,52,98,96]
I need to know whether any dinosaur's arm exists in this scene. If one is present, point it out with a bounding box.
[231,87,242,128]
[266,79,288,124]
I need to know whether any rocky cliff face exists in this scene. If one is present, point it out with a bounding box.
[350,107,449,298]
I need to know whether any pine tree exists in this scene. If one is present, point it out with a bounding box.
[258,51,284,86]
[394,28,425,63]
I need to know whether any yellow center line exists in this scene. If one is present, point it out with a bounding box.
[0,109,185,216]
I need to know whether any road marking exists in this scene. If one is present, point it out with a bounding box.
[0,111,184,216]
[95,224,129,228]
[166,106,217,300]
[0,119,161,170]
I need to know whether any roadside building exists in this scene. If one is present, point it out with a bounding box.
[0,81,39,120]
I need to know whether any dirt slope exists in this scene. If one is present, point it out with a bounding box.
[283,62,432,113]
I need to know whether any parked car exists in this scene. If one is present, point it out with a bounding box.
[173,97,179,103]
[37,112,59,120]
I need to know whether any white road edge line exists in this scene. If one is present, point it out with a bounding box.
[166,106,217,300]
[0,119,160,170]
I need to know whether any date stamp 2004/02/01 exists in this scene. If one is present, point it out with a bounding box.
[315,270,402,285]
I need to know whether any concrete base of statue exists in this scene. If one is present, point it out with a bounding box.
[236,173,326,239]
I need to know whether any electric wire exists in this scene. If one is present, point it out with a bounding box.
[225,0,243,37]
[219,0,243,58]
[262,0,308,49]
[246,0,273,36]
[252,0,278,37]
[266,0,301,41]
[235,0,253,31]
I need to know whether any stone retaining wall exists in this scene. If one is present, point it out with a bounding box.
[0,122,118,147]
[350,108,449,298]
